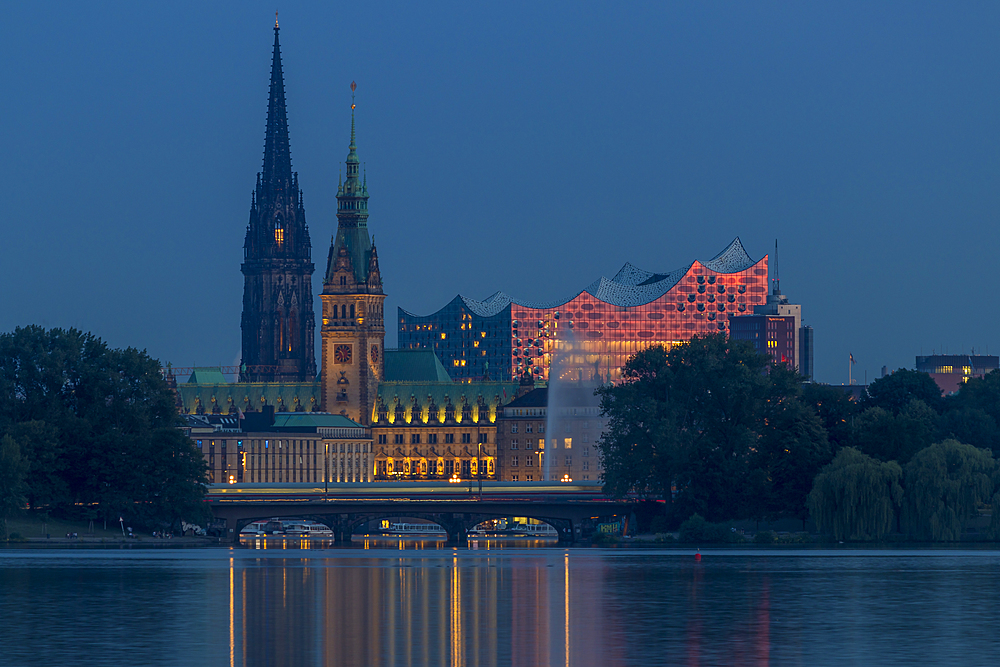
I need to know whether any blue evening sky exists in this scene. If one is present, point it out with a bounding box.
[2,2,998,384]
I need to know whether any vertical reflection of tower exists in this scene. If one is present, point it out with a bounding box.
[564,554,570,667]
[510,556,549,665]
[451,555,463,667]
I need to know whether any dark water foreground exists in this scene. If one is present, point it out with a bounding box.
[2,547,999,666]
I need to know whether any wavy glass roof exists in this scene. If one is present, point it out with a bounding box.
[413,238,759,318]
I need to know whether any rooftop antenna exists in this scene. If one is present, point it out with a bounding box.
[774,239,780,294]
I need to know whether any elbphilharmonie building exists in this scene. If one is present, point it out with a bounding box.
[399,239,769,383]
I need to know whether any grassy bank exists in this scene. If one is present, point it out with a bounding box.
[5,511,128,540]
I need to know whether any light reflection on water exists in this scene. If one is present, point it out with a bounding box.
[2,549,1000,666]
[238,536,559,550]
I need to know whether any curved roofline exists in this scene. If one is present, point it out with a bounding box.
[400,238,764,317]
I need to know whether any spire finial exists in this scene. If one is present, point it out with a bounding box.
[349,81,357,149]
[275,10,279,29]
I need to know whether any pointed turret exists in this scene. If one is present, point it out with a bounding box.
[325,82,379,289]
[262,24,292,190]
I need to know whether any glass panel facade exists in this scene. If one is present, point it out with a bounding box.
[400,251,768,383]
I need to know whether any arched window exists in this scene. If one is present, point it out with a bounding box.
[274,214,284,248]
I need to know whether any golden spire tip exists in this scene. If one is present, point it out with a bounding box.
[275,10,279,28]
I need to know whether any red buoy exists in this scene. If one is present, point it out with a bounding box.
[695,550,701,562]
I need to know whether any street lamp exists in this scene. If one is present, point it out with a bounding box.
[324,442,329,498]
[561,474,572,483]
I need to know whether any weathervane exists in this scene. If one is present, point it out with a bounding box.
[351,81,357,110]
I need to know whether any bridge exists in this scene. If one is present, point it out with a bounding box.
[207,481,632,544]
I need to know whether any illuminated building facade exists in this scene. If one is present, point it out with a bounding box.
[399,238,769,383]
[319,86,386,423]
[240,23,317,383]
[495,386,606,483]
[182,410,372,485]
[369,375,517,481]
[915,354,999,395]
[728,315,796,367]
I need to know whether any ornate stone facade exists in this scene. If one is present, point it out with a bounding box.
[320,92,386,423]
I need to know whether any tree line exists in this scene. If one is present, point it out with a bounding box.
[597,334,1000,540]
[0,326,208,537]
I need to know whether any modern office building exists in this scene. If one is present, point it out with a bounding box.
[728,315,796,367]
[729,275,814,377]
[399,239,769,383]
[915,354,999,395]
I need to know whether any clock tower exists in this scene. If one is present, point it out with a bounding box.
[320,85,385,424]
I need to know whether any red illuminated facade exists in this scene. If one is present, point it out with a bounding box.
[400,239,769,383]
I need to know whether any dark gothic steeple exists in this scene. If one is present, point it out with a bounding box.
[240,23,317,384]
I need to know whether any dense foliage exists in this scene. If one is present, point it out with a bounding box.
[598,334,1000,540]
[0,326,208,529]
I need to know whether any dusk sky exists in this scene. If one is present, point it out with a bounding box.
[3,2,999,384]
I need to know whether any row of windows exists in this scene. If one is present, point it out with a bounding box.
[509,456,587,468]
[508,440,592,454]
[376,433,484,445]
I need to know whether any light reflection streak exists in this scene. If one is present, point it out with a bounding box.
[451,554,463,667]
[564,552,570,667]
[229,556,234,667]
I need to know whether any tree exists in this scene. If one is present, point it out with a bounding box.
[0,435,27,540]
[802,382,860,452]
[5,420,66,509]
[936,407,1000,457]
[953,370,1000,422]
[756,396,832,523]
[863,369,943,414]
[807,447,903,541]
[598,333,820,523]
[0,326,207,527]
[852,399,936,464]
[901,440,995,541]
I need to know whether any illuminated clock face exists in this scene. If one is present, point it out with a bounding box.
[370,345,379,363]
[334,344,352,364]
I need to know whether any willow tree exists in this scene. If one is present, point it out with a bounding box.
[902,439,995,541]
[808,447,903,541]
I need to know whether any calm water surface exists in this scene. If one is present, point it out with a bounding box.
[2,546,1000,666]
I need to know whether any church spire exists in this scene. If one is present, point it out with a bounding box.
[262,23,292,189]
[241,22,316,384]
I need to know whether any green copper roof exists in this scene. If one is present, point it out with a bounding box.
[177,381,321,415]
[186,367,228,384]
[375,380,519,426]
[384,349,453,382]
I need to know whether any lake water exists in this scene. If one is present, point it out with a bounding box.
[2,545,1000,666]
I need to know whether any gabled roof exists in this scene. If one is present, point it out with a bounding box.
[384,349,453,382]
[186,368,228,384]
